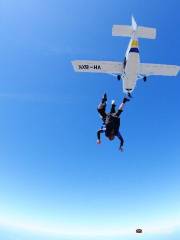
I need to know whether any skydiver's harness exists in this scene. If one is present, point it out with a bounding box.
[101,113,121,137]
[99,113,124,147]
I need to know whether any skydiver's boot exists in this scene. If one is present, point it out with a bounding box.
[102,93,107,104]
[111,100,115,105]
[128,92,132,98]
[98,93,107,111]
[98,93,107,124]
[110,100,116,114]
[123,97,130,104]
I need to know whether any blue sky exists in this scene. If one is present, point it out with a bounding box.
[0,0,180,239]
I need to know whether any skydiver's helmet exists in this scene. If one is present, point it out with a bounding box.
[106,130,115,141]
[108,133,115,141]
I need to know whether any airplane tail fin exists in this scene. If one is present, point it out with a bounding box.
[132,15,137,31]
[112,16,156,39]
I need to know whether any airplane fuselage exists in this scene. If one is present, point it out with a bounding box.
[122,38,140,93]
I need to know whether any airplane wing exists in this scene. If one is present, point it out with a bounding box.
[139,63,180,76]
[72,60,123,74]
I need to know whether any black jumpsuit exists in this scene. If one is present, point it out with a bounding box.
[97,101,124,147]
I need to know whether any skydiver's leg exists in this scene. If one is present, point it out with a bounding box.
[115,97,130,117]
[110,100,116,114]
[97,93,107,122]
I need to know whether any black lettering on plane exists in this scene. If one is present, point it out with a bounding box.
[78,65,89,70]
[93,65,101,70]
[78,65,101,70]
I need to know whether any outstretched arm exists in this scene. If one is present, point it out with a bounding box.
[116,132,124,151]
[97,129,105,144]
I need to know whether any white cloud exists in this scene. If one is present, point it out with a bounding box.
[0,215,180,238]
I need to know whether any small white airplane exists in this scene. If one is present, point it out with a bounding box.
[72,16,180,96]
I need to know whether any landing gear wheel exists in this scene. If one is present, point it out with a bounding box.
[117,75,121,81]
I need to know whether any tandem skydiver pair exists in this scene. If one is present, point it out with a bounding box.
[96,93,130,152]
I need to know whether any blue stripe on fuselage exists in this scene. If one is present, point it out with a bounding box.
[129,48,139,53]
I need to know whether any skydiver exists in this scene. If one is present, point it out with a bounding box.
[96,93,130,151]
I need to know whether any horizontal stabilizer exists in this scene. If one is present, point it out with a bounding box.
[137,26,156,39]
[72,61,123,74]
[139,63,180,76]
[112,25,132,38]
[112,25,156,39]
